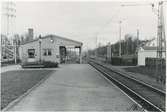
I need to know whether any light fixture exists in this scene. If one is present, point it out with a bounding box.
[50,37,54,43]
[39,34,42,43]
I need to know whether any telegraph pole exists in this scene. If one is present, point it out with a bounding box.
[156,1,164,83]
[121,1,166,83]
[119,21,122,57]
[95,36,98,58]
[157,1,163,59]
[2,1,16,63]
[14,42,17,64]
[3,2,16,40]
[137,29,139,44]
[137,29,139,50]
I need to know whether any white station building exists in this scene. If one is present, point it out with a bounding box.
[137,39,165,66]
[19,34,83,64]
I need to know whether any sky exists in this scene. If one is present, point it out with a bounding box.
[2,1,167,50]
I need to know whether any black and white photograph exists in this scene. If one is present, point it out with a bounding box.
[1,0,166,111]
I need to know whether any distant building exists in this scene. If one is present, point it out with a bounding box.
[137,38,165,66]
[19,34,83,64]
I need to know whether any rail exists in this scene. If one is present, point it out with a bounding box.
[89,60,165,112]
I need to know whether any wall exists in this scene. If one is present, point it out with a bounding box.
[41,37,60,63]
[138,50,156,66]
[19,37,60,63]
[19,35,82,64]
[19,40,39,63]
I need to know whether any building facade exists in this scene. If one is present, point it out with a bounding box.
[137,46,165,66]
[137,38,166,66]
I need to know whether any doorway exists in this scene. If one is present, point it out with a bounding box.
[59,46,66,63]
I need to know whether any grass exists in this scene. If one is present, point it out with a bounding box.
[124,66,166,81]
[1,70,54,110]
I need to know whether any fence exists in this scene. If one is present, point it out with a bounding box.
[145,58,166,68]
[106,56,137,66]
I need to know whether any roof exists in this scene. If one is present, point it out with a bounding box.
[137,38,166,52]
[140,46,166,51]
[142,46,157,50]
[21,34,83,46]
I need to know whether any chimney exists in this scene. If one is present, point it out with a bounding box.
[28,28,34,41]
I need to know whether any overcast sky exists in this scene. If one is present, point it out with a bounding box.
[12,1,166,50]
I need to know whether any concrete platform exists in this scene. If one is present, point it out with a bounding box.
[7,64,138,111]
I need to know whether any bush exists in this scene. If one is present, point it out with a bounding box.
[145,58,166,68]
[1,59,21,66]
[21,60,59,68]
[42,61,59,68]
[111,57,122,65]
[111,57,137,66]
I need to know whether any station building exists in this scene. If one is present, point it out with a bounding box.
[137,38,165,66]
[19,34,83,64]
[137,46,165,66]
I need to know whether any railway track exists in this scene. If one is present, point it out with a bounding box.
[89,60,165,112]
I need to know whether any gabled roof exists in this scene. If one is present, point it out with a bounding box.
[137,38,166,52]
[142,46,157,50]
[140,46,166,51]
[21,34,83,46]
[45,34,83,45]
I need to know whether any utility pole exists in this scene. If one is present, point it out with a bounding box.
[14,41,17,64]
[119,21,122,57]
[95,36,98,58]
[137,29,139,45]
[157,1,163,59]
[136,29,139,52]
[155,1,165,83]
[2,1,16,63]
[121,1,166,83]
[39,35,42,63]
[3,2,16,40]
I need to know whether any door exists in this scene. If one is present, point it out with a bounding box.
[59,46,66,63]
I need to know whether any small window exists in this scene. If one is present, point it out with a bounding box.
[56,55,59,58]
[48,49,52,56]
[43,49,47,56]
[43,49,52,56]
[28,49,35,58]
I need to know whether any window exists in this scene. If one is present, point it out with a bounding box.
[56,55,60,58]
[48,49,52,56]
[43,49,47,56]
[28,49,35,58]
[43,49,52,56]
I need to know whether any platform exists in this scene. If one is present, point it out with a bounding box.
[7,64,138,111]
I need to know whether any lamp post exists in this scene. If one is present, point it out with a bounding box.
[39,35,42,64]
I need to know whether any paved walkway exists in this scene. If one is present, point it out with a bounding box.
[7,64,138,111]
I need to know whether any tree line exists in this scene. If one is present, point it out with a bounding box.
[88,34,150,58]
